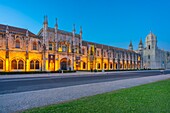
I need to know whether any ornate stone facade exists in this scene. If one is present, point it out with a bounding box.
[0,17,141,72]
[136,32,170,69]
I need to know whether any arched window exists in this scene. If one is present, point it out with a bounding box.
[0,59,3,69]
[16,40,20,48]
[18,60,24,69]
[33,42,37,50]
[104,63,107,69]
[98,63,100,69]
[83,62,86,69]
[148,45,150,50]
[11,60,17,69]
[35,60,40,69]
[30,60,34,69]
[110,63,112,69]
[148,55,150,59]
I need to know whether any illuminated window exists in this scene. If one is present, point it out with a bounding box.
[18,60,24,69]
[0,60,3,69]
[16,40,20,48]
[33,42,37,50]
[11,60,17,69]
[35,60,40,69]
[30,60,34,69]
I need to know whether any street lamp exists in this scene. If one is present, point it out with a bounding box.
[43,43,46,71]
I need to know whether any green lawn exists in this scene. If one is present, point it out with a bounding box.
[23,79,170,113]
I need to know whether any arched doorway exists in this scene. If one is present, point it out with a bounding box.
[0,59,3,70]
[60,58,71,70]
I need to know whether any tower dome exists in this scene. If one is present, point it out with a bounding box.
[146,31,157,42]
[145,31,157,49]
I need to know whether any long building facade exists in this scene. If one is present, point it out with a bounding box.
[0,17,142,72]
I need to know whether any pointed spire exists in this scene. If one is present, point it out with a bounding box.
[129,40,133,46]
[55,18,58,27]
[44,15,48,24]
[150,30,153,36]
[129,41,133,50]
[80,26,82,34]
[139,38,143,45]
[73,24,76,33]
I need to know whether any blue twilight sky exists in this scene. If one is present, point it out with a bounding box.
[0,0,170,51]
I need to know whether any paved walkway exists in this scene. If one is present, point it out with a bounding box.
[0,74,169,113]
[0,70,162,79]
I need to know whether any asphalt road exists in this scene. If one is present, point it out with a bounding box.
[0,70,170,95]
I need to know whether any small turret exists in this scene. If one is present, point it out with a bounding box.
[55,18,58,30]
[138,38,143,51]
[129,41,133,51]
[80,26,82,36]
[43,15,48,32]
[43,15,48,25]
[43,15,48,45]
[73,24,76,34]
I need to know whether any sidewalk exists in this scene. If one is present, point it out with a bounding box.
[0,74,170,113]
[0,70,163,79]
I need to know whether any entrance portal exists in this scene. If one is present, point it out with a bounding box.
[60,58,71,70]
[48,54,55,71]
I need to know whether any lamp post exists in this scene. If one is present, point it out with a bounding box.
[43,44,46,71]
[72,45,75,71]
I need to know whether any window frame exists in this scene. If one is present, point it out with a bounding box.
[35,60,40,69]
[30,60,34,69]
[15,39,20,48]
[18,60,24,69]
[33,42,37,50]
[11,60,17,69]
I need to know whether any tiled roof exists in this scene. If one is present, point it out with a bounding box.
[0,24,36,37]
[82,40,136,53]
